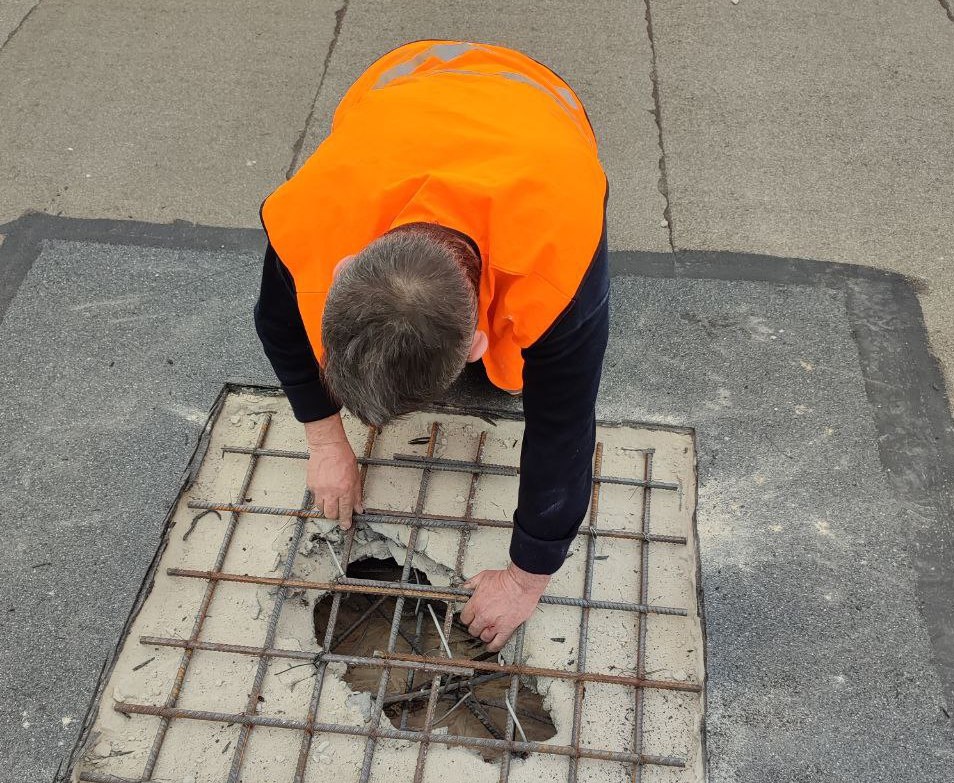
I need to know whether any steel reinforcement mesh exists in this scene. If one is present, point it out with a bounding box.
[78,407,702,783]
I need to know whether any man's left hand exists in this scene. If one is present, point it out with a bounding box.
[460,563,551,652]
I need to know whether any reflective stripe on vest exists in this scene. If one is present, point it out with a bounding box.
[373,42,586,132]
[374,42,476,87]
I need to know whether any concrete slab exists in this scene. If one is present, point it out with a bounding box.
[0,0,37,48]
[1,216,952,780]
[296,0,670,253]
[0,0,339,227]
[647,0,954,387]
[72,392,704,783]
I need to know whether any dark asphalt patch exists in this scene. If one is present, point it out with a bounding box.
[1,213,952,781]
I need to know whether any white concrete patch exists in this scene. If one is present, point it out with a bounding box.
[74,389,705,783]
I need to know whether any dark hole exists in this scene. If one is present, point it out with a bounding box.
[314,557,557,760]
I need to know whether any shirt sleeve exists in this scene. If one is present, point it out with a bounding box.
[253,243,342,423]
[509,228,610,575]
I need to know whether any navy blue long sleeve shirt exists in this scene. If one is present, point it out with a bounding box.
[253,230,609,575]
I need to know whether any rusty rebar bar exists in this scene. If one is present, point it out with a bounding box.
[401,602,426,729]
[227,489,310,783]
[449,432,503,742]
[498,624,527,781]
[139,636,474,676]
[409,428,487,781]
[633,451,655,783]
[383,671,510,706]
[464,690,507,741]
[136,633,699,693]
[569,443,603,783]
[378,650,700,692]
[359,422,439,783]
[470,696,553,726]
[166,567,688,617]
[294,425,377,783]
[222,446,517,477]
[392,452,678,491]
[110,700,687,767]
[413,600,458,782]
[412,426,480,782]
[185,498,686,545]
[221,445,680,492]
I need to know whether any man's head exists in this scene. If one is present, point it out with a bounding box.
[321,223,486,427]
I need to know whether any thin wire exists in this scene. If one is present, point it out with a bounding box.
[428,603,453,658]
[325,539,345,577]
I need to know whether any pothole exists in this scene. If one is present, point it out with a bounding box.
[314,556,557,760]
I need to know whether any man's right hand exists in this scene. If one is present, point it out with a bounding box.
[304,414,364,529]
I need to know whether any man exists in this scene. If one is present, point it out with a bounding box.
[255,40,609,652]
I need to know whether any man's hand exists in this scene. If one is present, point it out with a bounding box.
[460,562,551,652]
[304,414,363,529]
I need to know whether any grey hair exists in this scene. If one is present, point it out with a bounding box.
[321,226,479,427]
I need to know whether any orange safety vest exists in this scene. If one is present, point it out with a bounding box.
[261,40,607,392]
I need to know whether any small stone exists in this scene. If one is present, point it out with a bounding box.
[94,739,112,757]
[660,219,669,228]
[229,415,241,425]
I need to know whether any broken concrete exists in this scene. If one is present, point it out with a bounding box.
[73,389,704,782]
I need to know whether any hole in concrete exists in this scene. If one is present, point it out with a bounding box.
[314,557,557,760]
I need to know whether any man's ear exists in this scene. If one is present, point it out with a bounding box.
[332,254,356,280]
[467,330,488,362]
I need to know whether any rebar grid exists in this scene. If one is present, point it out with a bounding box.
[81,408,699,783]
